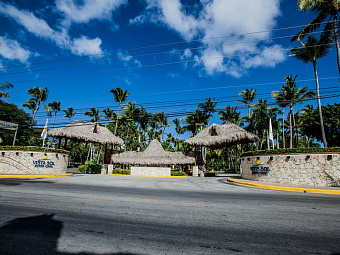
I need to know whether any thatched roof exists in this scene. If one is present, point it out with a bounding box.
[185,123,259,149]
[111,139,195,165]
[48,121,124,145]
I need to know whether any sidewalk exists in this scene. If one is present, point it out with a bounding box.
[227,178,340,195]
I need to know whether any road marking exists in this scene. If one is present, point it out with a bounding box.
[73,193,212,204]
[227,178,340,195]
[0,173,73,178]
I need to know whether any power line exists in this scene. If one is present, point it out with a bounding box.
[6,42,337,84]
[1,30,329,77]
[0,19,333,70]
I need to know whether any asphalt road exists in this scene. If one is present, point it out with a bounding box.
[0,174,339,255]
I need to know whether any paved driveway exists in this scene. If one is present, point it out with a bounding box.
[0,175,339,254]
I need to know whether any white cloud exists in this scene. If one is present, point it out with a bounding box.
[133,0,285,77]
[0,36,31,63]
[55,0,127,27]
[0,2,103,56]
[117,51,141,67]
[70,36,103,56]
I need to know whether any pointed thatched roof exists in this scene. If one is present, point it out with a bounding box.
[111,139,195,165]
[48,121,124,145]
[185,123,259,149]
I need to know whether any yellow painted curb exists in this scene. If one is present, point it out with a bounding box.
[106,174,186,178]
[0,173,74,178]
[227,178,340,195]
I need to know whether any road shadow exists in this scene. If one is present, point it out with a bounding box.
[0,179,54,186]
[0,214,142,255]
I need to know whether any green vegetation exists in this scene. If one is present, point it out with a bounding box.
[78,162,101,174]
[0,145,69,154]
[241,147,340,157]
[112,168,131,175]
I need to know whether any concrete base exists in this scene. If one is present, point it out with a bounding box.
[131,166,170,176]
[193,166,198,177]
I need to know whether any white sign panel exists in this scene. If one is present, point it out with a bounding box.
[0,120,18,131]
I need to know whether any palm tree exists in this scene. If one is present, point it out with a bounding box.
[238,88,256,120]
[23,98,37,117]
[63,107,76,123]
[110,87,130,135]
[272,78,293,149]
[44,104,52,117]
[154,112,171,141]
[123,102,139,144]
[173,118,184,150]
[84,107,100,122]
[135,107,149,146]
[218,106,240,124]
[198,97,218,126]
[101,108,114,125]
[291,0,340,74]
[184,108,209,137]
[273,75,315,148]
[27,87,48,124]
[291,35,331,147]
[0,82,13,98]
[48,101,61,128]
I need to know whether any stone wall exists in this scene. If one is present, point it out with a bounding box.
[0,150,69,175]
[241,153,340,187]
[131,166,171,176]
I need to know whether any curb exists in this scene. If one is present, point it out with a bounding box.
[227,178,340,195]
[106,174,186,178]
[0,173,74,178]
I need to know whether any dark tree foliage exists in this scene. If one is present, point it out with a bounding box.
[299,103,340,147]
[0,100,32,145]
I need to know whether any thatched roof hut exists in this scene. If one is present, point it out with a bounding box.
[48,121,124,145]
[111,139,195,165]
[185,123,259,149]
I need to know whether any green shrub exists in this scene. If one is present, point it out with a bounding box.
[0,145,69,154]
[112,168,130,175]
[171,170,185,176]
[78,162,101,174]
[241,147,340,157]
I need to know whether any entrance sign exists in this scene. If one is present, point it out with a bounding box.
[0,120,18,131]
[0,120,18,145]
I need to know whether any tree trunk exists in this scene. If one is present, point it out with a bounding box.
[114,103,121,135]
[313,61,328,147]
[282,108,285,148]
[31,102,41,124]
[289,106,293,149]
[53,112,56,128]
[247,104,250,120]
[333,12,340,76]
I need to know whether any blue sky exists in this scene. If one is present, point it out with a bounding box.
[0,0,339,133]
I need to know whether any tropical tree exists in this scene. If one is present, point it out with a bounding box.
[27,87,48,124]
[123,102,139,143]
[218,106,241,124]
[43,104,52,117]
[198,97,218,126]
[273,75,315,148]
[154,112,171,141]
[291,0,340,74]
[84,107,100,122]
[238,88,256,120]
[184,108,209,137]
[23,98,37,117]
[291,35,331,147]
[172,118,184,150]
[135,107,149,146]
[110,87,130,135]
[48,101,61,128]
[0,82,13,98]
[63,107,76,123]
[272,81,291,149]
[101,108,114,125]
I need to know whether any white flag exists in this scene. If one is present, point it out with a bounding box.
[41,119,48,140]
[268,118,273,142]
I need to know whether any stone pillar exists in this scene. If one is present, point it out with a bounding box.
[108,164,114,174]
[193,166,198,177]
